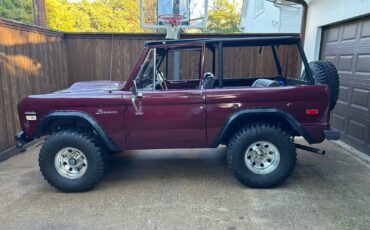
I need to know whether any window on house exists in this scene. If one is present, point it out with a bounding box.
[254,0,265,16]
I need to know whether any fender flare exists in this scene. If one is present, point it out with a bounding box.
[33,111,121,152]
[211,108,315,147]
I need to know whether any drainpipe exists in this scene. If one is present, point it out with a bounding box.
[285,0,308,43]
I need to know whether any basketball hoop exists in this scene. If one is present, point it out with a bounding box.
[158,13,185,40]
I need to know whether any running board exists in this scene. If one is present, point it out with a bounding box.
[295,143,326,155]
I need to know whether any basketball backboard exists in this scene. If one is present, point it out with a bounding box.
[140,0,208,29]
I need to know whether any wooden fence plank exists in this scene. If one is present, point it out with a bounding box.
[0,26,10,151]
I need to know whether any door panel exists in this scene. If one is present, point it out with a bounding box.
[125,89,206,149]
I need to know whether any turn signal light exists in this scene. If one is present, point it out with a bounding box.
[306,109,319,115]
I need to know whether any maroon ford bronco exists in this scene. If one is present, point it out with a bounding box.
[16,36,340,192]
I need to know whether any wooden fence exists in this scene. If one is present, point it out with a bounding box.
[65,33,300,83]
[0,19,68,152]
[0,18,300,152]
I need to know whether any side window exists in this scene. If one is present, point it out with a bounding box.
[157,47,203,90]
[135,46,204,91]
[163,48,202,81]
[254,0,265,16]
[221,45,298,80]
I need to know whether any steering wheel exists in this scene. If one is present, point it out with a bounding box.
[141,71,168,90]
[156,71,168,90]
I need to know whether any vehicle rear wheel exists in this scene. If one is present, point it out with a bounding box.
[226,123,296,188]
[39,130,105,192]
[301,60,340,110]
[102,150,111,174]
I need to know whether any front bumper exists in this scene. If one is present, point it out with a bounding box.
[324,129,341,140]
[15,131,33,149]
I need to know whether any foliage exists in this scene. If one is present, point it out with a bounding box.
[0,0,34,24]
[0,0,242,33]
[47,0,241,33]
[46,0,144,32]
[207,0,241,33]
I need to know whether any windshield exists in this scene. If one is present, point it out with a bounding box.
[135,48,166,90]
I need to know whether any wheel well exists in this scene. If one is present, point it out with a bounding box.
[34,112,121,153]
[221,114,299,145]
[40,117,95,136]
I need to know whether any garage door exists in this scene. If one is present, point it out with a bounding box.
[320,16,370,155]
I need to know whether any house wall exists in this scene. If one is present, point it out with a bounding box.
[240,0,301,33]
[304,0,370,61]
[279,5,302,33]
[240,0,281,33]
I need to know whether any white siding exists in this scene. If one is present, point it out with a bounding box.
[304,0,370,61]
[280,5,302,33]
[240,0,302,33]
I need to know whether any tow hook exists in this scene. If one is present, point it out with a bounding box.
[295,143,326,155]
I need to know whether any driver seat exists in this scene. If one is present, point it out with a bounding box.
[203,72,216,89]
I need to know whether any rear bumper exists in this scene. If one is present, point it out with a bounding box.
[324,129,341,140]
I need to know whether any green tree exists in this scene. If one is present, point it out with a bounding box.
[0,0,242,33]
[207,0,241,33]
[46,0,144,32]
[0,0,34,24]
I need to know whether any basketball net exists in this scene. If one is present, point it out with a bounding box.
[165,24,180,40]
[158,14,184,40]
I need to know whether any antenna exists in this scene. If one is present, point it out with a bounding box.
[108,33,114,93]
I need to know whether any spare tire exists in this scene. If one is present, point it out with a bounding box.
[301,61,340,110]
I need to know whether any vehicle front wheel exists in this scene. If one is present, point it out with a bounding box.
[226,123,296,188]
[38,130,105,192]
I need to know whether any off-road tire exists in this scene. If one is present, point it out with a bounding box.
[101,150,111,174]
[301,60,340,110]
[75,128,110,174]
[39,130,105,192]
[226,123,296,188]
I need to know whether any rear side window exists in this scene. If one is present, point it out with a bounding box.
[207,45,301,80]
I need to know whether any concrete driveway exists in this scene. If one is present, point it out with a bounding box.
[0,140,369,230]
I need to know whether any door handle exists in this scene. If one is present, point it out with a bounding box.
[189,91,204,97]
[131,96,143,116]
[136,92,143,98]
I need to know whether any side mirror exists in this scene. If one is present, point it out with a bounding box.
[131,81,143,115]
[132,80,139,96]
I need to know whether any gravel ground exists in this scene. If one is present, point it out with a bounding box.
[0,140,369,230]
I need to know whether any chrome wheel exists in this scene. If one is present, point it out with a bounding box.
[244,141,280,174]
[54,147,88,179]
